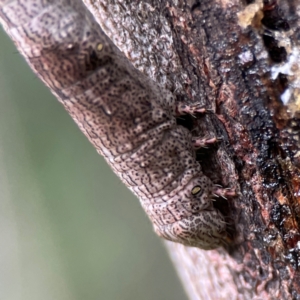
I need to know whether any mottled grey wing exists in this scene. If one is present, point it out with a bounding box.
[0,0,231,250]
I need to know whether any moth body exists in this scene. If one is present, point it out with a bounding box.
[0,0,232,249]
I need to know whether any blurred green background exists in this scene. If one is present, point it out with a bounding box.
[0,28,187,300]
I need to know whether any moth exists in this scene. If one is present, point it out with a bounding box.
[0,0,233,249]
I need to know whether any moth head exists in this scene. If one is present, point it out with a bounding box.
[185,176,213,207]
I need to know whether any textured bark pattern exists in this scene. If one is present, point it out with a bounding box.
[84,0,300,299]
[1,0,300,298]
[0,0,234,250]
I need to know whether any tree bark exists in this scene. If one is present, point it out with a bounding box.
[1,0,300,299]
[83,1,300,298]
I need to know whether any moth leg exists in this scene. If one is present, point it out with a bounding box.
[192,136,218,149]
[176,102,213,116]
[213,186,237,199]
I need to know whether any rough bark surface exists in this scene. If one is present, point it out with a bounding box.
[83,0,300,299]
[1,0,300,299]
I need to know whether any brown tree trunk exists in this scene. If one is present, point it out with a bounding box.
[1,0,300,299]
[84,1,300,298]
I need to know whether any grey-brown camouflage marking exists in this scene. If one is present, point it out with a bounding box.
[0,0,233,249]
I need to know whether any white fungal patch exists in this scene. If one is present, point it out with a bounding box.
[271,48,300,79]
[238,50,254,66]
[271,48,300,112]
